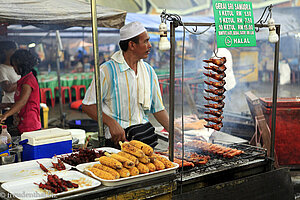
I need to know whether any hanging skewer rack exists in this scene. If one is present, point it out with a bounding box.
[165,17,280,171]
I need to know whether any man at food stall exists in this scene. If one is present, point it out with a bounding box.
[82,21,171,148]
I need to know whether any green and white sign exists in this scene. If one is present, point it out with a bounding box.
[213,0,256,48]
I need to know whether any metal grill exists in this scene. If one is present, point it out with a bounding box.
[175,142,267,180]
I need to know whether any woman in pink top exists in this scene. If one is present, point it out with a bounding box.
[0,49,41,134]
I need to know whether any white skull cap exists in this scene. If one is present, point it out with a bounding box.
[120,21,146,41]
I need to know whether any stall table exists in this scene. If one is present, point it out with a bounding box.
[38,72,94,99]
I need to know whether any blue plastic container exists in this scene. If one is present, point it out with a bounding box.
[22,140,72,161]
[20,128,72,161]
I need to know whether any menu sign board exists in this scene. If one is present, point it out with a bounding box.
[213,0,256,48]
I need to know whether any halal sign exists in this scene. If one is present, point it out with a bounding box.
[213,0,256,48]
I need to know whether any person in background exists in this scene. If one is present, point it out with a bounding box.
[76,50,84,64]
[0,49,41,135]
[0,41,20,132]
[82,22,171,147]
[99,52,106,65]
[71,59,83,73]
[279,58,291,85]
[90,52,106,71]
[90,52,106,72]
[83,55,91,72]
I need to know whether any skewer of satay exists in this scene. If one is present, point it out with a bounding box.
[204,95,225,102]
[204,65,227,74]
[204,116,223,124]
[204,109,223,117]
[204,122,223,131]
[204,88,226,95]
[203,57,226,66]
[204,80,226,89]
[203,72,226,81]
[204,102,225,109]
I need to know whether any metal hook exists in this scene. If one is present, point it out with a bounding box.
[192,26,198,33]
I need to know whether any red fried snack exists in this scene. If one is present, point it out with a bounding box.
[203,72,226,81]
[204,122,223,131]
[204,64,227,74]
[204,80,226,89]
[205,88,226,95]
[204,95,225,102]
[204,109,223,117]
[204,116,223,124]
[203,57,226,66]
[204,102,225,109]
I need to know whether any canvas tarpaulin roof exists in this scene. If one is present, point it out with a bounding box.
[0,0,126,29]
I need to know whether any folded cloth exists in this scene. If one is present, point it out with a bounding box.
[125,122,158,148]
[137,60,151,110]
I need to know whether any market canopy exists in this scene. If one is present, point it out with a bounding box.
[5,13,215,43]
[0,0,126,29]
[148,0,211,15]
[95,0,146,13]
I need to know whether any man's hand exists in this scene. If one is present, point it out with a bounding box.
[82,104,126,145]
[107,119,126,146]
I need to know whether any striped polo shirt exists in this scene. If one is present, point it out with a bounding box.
[82,51,164,139]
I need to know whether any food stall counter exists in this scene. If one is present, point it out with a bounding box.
[0,172,176,200]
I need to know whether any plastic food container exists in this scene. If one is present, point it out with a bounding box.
[66,129,86,144]
[260,97,300,166]
[20,128,72,161]
[0,154,15,165]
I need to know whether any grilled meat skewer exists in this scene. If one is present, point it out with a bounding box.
[204,65,227,74]
[203,57,226,66]
[204,80,226,89]
[204,102,225,109]
[204,122,223,131]
[173,158,195,168]
[205,88,226,95]
[183,140,244,158]
[204,109,223,117]
[204,95,225,102]
[203,72,226,81]
[204,116,223,124]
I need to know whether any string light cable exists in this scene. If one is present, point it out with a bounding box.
[254,4,273,32]
[160,9,214,35]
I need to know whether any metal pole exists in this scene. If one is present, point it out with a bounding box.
[90,0,105,147]
[82,27,85,57]
[168,22,176,162]
[269,25,280,169]
[55,30,65,128]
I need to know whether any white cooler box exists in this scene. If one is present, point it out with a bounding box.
[20,128,72,161]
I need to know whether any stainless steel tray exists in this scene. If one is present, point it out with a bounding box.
[77,161,179,186]
[0,158,72,183]
[1,170,100,200]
